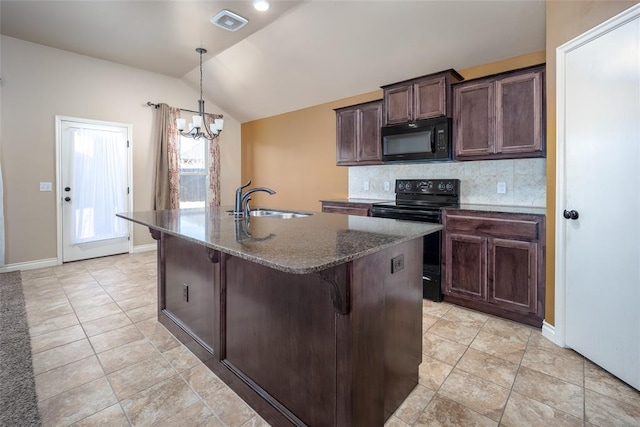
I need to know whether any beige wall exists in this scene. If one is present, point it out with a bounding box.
[0,36,241,266]
[241,92,382,211]
[544,0,638,325]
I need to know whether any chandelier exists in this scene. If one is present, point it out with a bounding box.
[176,48,224,140]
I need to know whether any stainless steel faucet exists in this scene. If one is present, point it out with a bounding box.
[233,180,276,217]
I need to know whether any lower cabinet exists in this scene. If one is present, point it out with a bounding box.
[442,210,544,327]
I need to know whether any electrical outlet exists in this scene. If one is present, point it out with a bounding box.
[384,181,390,192]
[182,283,189,302]
[391,254,404,274]
[39,182,52,192]
[497,182,507,194]
[363,181,370,191]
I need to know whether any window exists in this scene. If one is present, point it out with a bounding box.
[178,135,208,209]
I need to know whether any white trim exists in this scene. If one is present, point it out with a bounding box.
[541,321,561,346]
[554,3,640,351]
[0,258,59,273]
[55,116,134,262]
[133,244,157,253]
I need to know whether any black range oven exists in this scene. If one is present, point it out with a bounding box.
[370,179,460,302]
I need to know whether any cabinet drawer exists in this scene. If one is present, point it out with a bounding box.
[445,214,539,240]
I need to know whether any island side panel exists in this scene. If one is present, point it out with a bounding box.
[158,233,218,360]
[223,256,339,426]
[380,237,423,418]
[337,237,423,426]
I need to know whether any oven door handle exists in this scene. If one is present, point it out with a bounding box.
[370,208,441,223]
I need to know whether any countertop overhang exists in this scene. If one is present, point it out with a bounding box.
[117,207,441,274]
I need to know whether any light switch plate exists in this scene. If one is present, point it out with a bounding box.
[363,181,370,191]
[497,182,507,194]
[384,181,390,192]
[39,182,52,192]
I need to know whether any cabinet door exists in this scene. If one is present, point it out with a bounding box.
[164,236,216,350]
[488,238,538,314]
[336,108,358,165]
[444,233,487,300]
[358,102,382,163]
[454,81,495,157]
[414,77,446,120]
[384,85,412,125]
[496,70,543,154]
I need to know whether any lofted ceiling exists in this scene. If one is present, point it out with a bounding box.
[0,0,546,123]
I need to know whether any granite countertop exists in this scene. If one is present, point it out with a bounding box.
[450,204,547,216]
[117,207,441,274]
[319,198,393,205]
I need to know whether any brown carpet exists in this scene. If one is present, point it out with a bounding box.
[0,270,41,426]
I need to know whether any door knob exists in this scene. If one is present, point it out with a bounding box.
[563,209,579,220]
[64,197,71,202]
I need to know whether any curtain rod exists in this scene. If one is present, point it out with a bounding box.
[146,102,222,118]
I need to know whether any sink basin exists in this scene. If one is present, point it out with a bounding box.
[248,208,312,219]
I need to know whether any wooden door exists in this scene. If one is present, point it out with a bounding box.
[357,101,382,163]
[414,77,446,120]
[557,5,640,389]
[336,108,357,164]
[488,238,537,314]
[384,85,412,125]
[454,81,495,157]
[496,70,544,154]
[445,233,487,300]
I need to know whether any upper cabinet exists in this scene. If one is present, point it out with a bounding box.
[335,99,383,166]
[382,69,463,126]
[453,65,545,160]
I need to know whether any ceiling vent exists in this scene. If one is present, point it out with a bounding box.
[210,10,249,32]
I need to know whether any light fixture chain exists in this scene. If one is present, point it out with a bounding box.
[200,49,204,103]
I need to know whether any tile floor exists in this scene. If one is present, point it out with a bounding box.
[20,252,640,426]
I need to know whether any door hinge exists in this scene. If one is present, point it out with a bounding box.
[127,140,130,148]
[127,187,130,194]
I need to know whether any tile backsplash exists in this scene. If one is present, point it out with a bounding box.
[348,158,546,207]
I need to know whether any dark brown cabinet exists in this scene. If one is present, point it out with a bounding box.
[382,69,463,126]
[442,210,545,327]
[453,65,545,160]
[321,200,373,216]
[163,234,217,352]
[335,99,383,166]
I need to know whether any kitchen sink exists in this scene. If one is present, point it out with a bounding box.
[227,208,313,219]
[248,208,312,219]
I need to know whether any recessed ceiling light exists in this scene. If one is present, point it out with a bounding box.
[252,0,270,12]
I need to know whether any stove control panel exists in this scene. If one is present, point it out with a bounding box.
[395,179,460,195]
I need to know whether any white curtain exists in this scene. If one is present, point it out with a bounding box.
[71,128,128,244]
[0,158,4,266]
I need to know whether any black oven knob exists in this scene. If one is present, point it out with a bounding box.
[445,182,454,192]
[398,182,405,190]
[438,182,445,191]
[405,182,411,191]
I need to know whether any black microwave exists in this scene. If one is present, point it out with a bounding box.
[381,117,452,162]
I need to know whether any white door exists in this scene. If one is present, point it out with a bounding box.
[57,117,132,262]
[556,5,640,389]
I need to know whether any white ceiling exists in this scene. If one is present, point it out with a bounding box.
[0,0,546,123]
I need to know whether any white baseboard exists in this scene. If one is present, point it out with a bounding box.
[541,320,558,345]
[133,244,156,253]
[0,247,156,273]
[0,258,59,273]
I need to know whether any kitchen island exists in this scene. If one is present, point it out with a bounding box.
[117,207,441,426]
